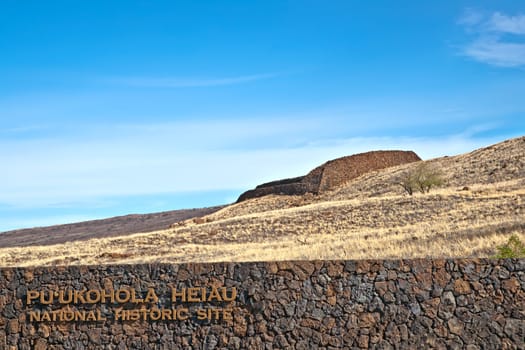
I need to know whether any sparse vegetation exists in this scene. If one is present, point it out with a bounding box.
[0,136,523,266]
[494,234,525,258]
[398,163,444,195]
[0,181,523,266]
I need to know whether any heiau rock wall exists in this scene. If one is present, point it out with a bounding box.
[1,259,523,349]
[238,150,421,202]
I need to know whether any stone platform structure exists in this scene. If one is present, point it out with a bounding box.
[237,150,421,202]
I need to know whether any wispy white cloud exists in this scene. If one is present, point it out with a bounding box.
[104,73,279,88]
[459,9,525,67]
[464,37,525,67]
[458,8,485,27]
[489,12,525,35]
[0,119,506,209]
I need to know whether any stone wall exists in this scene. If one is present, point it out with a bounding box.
[0,259,524,349]
[237,151,421,202]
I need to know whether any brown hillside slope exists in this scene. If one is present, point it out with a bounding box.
[0,206,224,248]
[0,136,523,266]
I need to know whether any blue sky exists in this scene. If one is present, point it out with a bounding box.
[1,1,525,232]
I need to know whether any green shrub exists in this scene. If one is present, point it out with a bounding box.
[494,234,525,258]
[398,163,444,195]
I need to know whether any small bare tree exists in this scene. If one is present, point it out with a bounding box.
[398,163,444,195]
[399,171,416,195]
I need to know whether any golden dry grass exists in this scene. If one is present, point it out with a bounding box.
[1,136,524,266]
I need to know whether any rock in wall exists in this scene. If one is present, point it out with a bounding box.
[237,150,421,202]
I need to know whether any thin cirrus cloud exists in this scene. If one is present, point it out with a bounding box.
[0,116,505,210]
[489,12,525,35]
[104,73,279,88]
[459,9,525,67]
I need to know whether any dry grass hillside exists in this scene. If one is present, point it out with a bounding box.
[1,136,524,266]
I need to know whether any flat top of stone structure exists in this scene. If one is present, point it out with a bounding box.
[237,149,421,202]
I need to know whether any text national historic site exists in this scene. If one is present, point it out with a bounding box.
[25,287,237,323]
